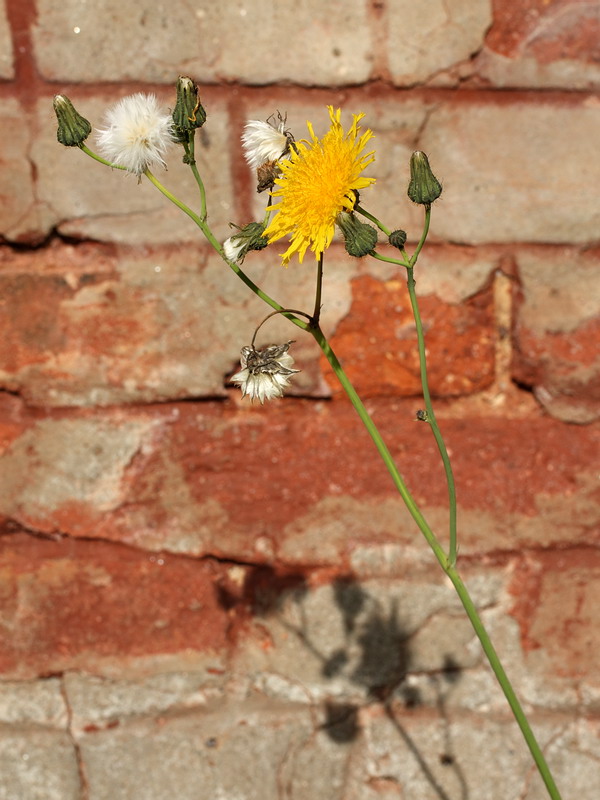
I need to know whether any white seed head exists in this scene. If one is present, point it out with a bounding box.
[96,93,175,175]
[242,119,290,170]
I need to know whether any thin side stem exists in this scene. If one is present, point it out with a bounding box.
[312,254,324,325]
[183,137,208,220]
[406,265,457,565]
[370,251,411,269]
[355,204,392,236]
[143,170,310,335]
[409,203,431,267]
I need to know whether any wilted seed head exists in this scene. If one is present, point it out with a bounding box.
[230,341,300,403]
[53,95,92,147]
[407,151,442,205]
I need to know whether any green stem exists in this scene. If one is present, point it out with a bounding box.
[370,251,411,269]
[183,137,208,220]
[312,254,324,325]
[406,265,458,565]
[355,204,392,236]
[143,170,309,334]
[409,204,431,267]
[313,326,562,800]
[311,325,448,567]
[79,144,128,170]
[447,567,563,800]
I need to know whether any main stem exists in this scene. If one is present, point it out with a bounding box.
[312,326,562,800]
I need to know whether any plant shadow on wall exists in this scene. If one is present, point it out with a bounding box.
[217,568,468,800]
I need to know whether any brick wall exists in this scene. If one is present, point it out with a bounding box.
[1,0,599,797]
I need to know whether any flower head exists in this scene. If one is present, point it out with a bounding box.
[263,106,375,266]
[242,116,291,170]
[96,93,175,175]
[231,341,299,403]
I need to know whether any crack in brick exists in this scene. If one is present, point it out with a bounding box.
[60,675,89,800]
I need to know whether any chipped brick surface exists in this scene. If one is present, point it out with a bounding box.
[512,247,600,422]
[324,274,495,398]
[0,535,229,679]
[1,400,597,560]
[482,0,600,88]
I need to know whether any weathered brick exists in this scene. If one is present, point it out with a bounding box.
[387,0,492,86]
[0,678,66,726]
[0,535,230,678]
[324,273,495,398]
[0,236,498,407]
[1,402,597,561]
[77,701,351,800]
[0,99,48,243]
[0,0,13,79]
[509,551,600,684]
[34,93,233,245]
[480,0,600,89]
[512,247,600,422]
[63,671,225,735]
[32,0,373,86]
[0,729,80,800]
[419,99,600,245]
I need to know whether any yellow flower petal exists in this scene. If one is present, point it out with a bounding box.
[263,106,375,265]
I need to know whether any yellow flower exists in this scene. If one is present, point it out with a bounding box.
[263,106,375,265]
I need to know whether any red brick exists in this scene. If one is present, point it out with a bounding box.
[486,0,600,64]
[513,316,600,422]
[0,534,230,679]
[322,275,495,398]
[2,400,597,561]
[508,550,600,678]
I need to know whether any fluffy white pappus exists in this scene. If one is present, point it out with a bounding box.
[96,93,175,175]
[242,119,289,170]
[223,236,244,263]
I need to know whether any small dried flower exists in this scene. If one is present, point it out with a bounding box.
[223,222,269,264]
[96,93,175,176]
[53,95,92,147]
[256,160,282,193]
[242,115,292,170]
[231,341,299,403]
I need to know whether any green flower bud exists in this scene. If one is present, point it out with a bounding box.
[53,95,92,147]
[407,151,442,205]
[389,229,407,249]
[224,222,269,263]
[172,76,206,141]
[336,211,378,258]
